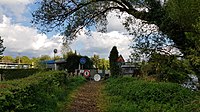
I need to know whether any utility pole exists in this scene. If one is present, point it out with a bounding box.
[53,49,57,70]
[18,53,21,69]
[18,53,20,64]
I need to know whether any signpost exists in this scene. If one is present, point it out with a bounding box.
[80,57,86,64]
[94,74,101,81]
[80,57,86,69]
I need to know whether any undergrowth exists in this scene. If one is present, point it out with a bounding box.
[104,77,200,112]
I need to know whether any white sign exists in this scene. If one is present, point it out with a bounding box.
[94,74,101,82]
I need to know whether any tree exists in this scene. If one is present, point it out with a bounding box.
[39,55,51,61]
[32,0,168,40]
[17,56,32,64]
[91,55,110,70]
[0,36,6,56]
[141,53,194,83]
[65,52,93,73]
[1,56,14,63]
[99,58,110,70]
[32,0,200,75]
[165,0,200,75]
[91,54,100,68]
[54,55,61,60]
[61,41,72,58]
[31,57,40,68]
[109,46,120,77]
[32,0,199,56]
[33,0,199,57]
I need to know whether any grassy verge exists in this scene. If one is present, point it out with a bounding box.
[103,77,200,112]
[0,71,86,112]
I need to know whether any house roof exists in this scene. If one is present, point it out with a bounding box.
[42,60,55,64]
[116,55,125,63]
[42,59,67,64]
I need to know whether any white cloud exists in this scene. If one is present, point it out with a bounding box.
[0,0,34,22]
[0,16,132,60]
[0,0,33,4]
[0,15,62,58]
[0,3,134,60]
[107,12,126,32]
[71,30,132,60]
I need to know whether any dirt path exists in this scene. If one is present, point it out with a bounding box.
[65,81,104,112]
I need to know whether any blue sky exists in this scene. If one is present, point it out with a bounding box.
[0,0,134,60]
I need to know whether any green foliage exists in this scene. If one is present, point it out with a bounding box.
[39,55,52,61]
[166,0,200,32]
[0,69,40,80]
[0,36,5,55]
[165,0,200,76]
[91,55,110,70]
[32,0,200,77]
[141,53,194,83]
[104,77,200,112]
[109,46,121,77]
[65,53,93,73]
[15,56,32,64]
[91,54,100,68]
[1,56,15,63]
[98,58,110,70]
[0,71,86,112]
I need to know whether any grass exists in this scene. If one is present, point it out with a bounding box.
[103,77,200,112]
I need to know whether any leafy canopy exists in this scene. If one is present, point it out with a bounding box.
[32,0,200,72]
[32,0,166,40]
[0,36,5,56]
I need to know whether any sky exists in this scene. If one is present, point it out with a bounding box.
[0,0,133,60]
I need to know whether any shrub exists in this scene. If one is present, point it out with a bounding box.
[141,53,194,83]
[0,69,40,80]
[0,71,86,112]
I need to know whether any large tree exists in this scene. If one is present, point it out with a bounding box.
[32,0,200,74]
[109,46,120,77]
[32,0,199,54]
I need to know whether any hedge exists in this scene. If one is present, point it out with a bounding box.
[0,69,40,80]
[0,71,86,112]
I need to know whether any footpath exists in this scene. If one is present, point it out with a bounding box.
[64,81,104,112]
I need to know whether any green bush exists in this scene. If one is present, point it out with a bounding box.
[0,69,40,80]
[0,71,86,112]
[104,77,200,112]
[141,53,194,83]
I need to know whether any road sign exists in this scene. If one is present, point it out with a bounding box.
[83,70,90,78]
[94,74,101,81]
[80,58,86,64]
[53,49,57,53]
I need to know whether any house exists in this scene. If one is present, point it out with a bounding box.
[42,59,67,70]
[116,55,139,75]
[0,62,33,69]
[116,55,125,63]
[121,63,139,75]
